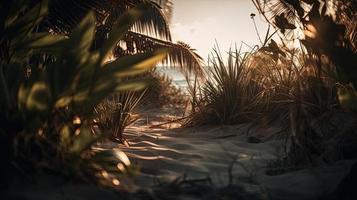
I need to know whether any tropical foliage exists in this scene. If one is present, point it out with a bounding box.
[249,0,357,165]
[252,0,357,112]
[38,0,203,75]
[0,0,167,187]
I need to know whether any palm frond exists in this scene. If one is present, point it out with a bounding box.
[44,0,171,40]
[152,0,173,22]
[115,31,204,76]
[45,0,110,33]
[252,0,307,35]
[253,0,300,21]
[163,41,203,76]
[131,0,171,40]
[104,0,171,40]
[331,0,357,51]
[42,0,202,76]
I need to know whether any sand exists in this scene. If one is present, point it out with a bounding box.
[99,108,355,200]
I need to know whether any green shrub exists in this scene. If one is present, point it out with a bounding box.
[0,1,167,187]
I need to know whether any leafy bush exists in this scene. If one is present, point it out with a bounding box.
[141,70,188,108]
[0,1,167,187]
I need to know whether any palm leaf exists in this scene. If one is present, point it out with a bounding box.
[152,0,173,22]
[44,0,170,40]
[40,0,203,77]
[252,0,302,28]
[118,31,204,76]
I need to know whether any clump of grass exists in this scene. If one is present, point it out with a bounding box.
[94,91,145,143]
[272,55,339,164]
[185,39,346,169]
[185,48,267,126]
[254,47,342,166]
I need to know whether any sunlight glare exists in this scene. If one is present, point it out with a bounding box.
[73,116,81,125]
[117,163,125,171]
[101,170,109,178]
[115,150,131,166]
[37,128,44,137]
[304,24,317,39]
[75,129,81,136]
[112,179,120,186]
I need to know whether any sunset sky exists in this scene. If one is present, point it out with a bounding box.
[171,0,268,62]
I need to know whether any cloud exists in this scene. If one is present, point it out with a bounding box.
[171,18,220,59]
[171,18,217,41]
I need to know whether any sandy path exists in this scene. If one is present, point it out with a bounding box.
[100,109,353,200]
[101,108,281,188]
[126,125,277,183]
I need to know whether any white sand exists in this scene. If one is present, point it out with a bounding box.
[100,109,354,199]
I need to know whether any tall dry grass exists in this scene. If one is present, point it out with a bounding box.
[185,48,267,126]
[252,48,340,165]
[185,41,342,165]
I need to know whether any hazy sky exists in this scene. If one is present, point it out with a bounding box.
[171,0,268,62]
